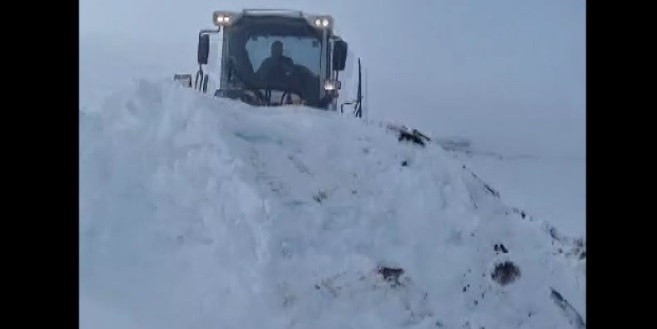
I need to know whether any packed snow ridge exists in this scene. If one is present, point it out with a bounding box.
[79,79,586,329]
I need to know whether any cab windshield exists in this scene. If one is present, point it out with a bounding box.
[224,17,325,106]
[246,35,321,77]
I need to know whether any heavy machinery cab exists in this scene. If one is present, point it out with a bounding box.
[182,9,356,111]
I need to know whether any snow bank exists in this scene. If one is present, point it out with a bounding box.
[80,79,585,329]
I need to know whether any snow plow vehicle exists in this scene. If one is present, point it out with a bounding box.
[174,9,364,116]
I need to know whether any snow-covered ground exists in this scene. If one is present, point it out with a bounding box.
[79,36,586,242]
[80,76,585,328]
[434,140,585,239]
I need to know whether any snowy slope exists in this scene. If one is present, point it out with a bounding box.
[79,79,585,329]
[434,140,585,238]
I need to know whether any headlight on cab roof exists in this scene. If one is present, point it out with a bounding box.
[213,11,236,26]
[308,15,333,29]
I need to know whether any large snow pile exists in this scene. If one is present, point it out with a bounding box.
[80,79,585,329]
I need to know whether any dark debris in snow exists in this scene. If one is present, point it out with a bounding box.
[494,243,509,254]
[312,190,328,203]
[491,261,521,286]
[378,266,404,286]
[550,288,586,329]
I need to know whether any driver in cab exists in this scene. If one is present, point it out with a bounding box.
[256,41,295,84]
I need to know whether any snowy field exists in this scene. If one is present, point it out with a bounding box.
[435,140,585,238]
[80,78,585,329]
[80,35,586,241]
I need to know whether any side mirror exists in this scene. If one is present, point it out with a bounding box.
[197,34,210,65]
[332,40,348,71]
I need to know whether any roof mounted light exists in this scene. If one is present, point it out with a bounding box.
[213,11,236,26]
[308,15,333,29]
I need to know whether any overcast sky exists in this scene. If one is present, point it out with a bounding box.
[80,0,585,156]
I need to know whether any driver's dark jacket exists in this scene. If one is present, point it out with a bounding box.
[256,56,294,84]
